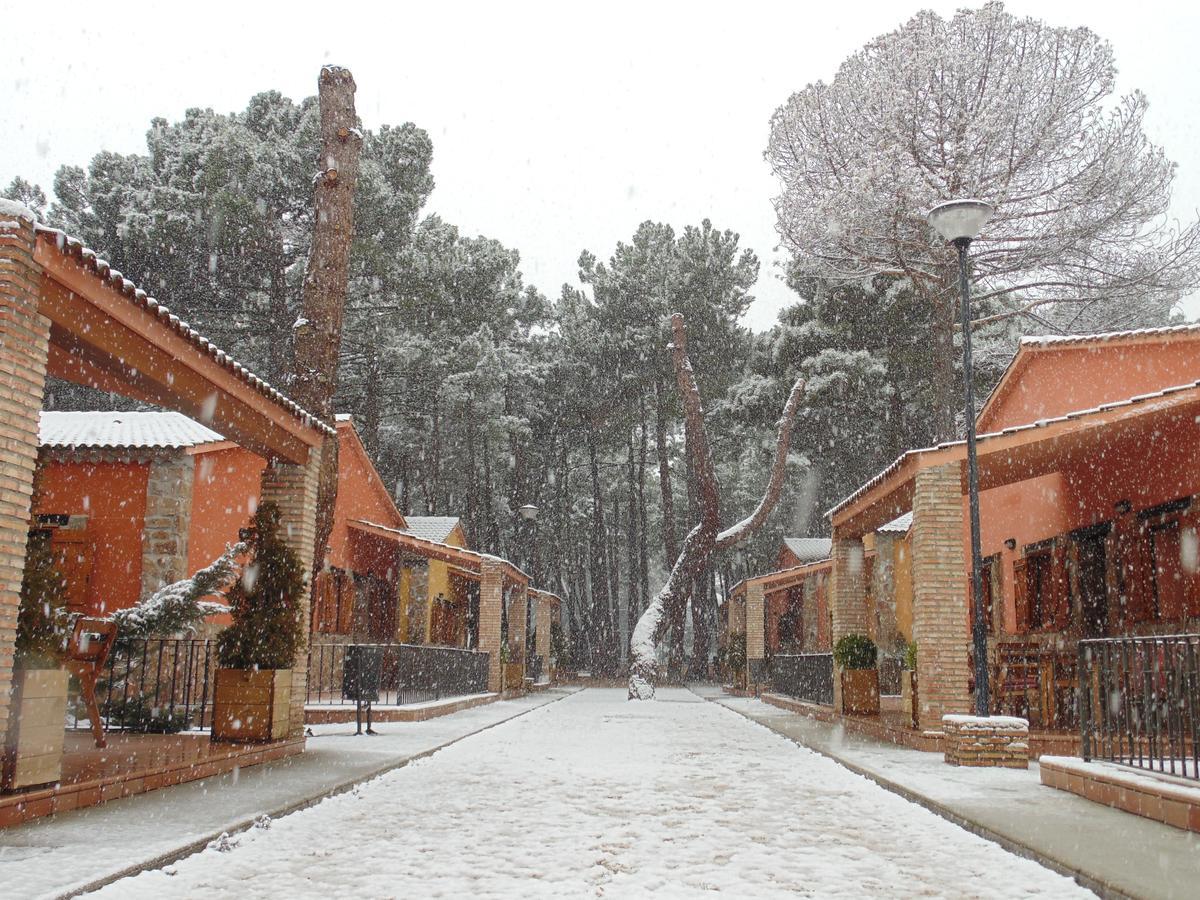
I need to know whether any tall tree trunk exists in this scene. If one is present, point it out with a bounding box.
[289,66,362,596]
[626,425,638,660]
[587,420,613,675]
[638,400,650,616]
[653,376,678,566]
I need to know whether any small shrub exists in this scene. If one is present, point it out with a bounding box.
[833,634,877,670]
[15,529,70,670]
[216,504,305,670]
[105,695,193,734]
[725,632,747,675]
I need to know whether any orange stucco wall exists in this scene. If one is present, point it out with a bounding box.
[980,337,1200,433]
[34,460,149,616]
[329,423,406,575]
[188,445,266,574]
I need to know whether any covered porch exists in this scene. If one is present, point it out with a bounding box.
[827,374,1200,739]
[1,207,330,818]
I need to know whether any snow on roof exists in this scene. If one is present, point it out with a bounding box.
[404,516,463,543]
[0,198,36,227]
[39,411,225,450]
[828,376,1200,520]
[335,413,353,422]
[1019,322,1200,349]
[782,537,832,562]
[32,225,334,438]
[877,512,913,534]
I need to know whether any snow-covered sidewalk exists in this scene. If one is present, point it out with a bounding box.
[95,688,1089,898]
[0,689,568,899]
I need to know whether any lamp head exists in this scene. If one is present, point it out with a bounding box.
[927,199,993,244]
[517,504,539,522]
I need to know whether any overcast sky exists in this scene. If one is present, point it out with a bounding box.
[4,0,1198,329]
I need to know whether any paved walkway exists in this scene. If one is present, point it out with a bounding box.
[699,686,1199,900]
[92,688,1086,898]
[0,689,572,899]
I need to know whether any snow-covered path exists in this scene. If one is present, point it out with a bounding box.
[94,688,1090,898]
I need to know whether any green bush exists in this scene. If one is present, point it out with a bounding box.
[104,695,193,734]
[725,632,747,675]
[904,641,918,671]
[216,504,305,670]
[833,634,877,670]
[15,529,70,670]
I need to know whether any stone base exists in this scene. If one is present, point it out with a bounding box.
[942,714,1029,768]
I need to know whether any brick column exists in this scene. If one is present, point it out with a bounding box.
[0,208,49,748]
[258,440,323,738]
[830,531,868,713]
[745,581,766,685]
[911,462,972,731]
[508,581,528,682]
[140,453,195,597]
[479,559,504,692]
[535,595,552,669]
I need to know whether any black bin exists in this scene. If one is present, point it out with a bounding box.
[343,646,383,703]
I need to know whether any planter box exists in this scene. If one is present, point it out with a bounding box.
[212,669,292,743]
[840,668,880,716]
[3,668,69,791]
[502,661,526,693]
[900,670,919,728]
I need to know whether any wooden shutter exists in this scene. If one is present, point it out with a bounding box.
[50,530,93,613]
[1012,557,1029,633]
[1051,540,1071,629]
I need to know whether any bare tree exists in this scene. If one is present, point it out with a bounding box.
[629,315,804,700]
[289,66,363,584]
[767,2,1200,441]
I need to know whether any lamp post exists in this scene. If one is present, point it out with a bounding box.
[927,198,994,718]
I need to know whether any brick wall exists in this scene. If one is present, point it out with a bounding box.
[140,452,195,598]
[258,441,324,738]
[0,211,49,748]
[479,559,504,691]
[830,534,869,714]
[912,462,972,731]
[745,582,765,662]
[535,597,552,664]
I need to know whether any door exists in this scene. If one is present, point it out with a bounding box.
[1073,524,1110,638]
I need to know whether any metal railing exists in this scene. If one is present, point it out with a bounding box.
[68,638,217,734]
[1080,634,1200,781]
[306,642,490,707]
[770,652,834,706]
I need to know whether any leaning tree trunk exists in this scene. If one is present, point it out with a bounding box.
[629,314,805,699]
[289,65,363,595]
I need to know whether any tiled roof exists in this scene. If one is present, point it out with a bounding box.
[782,537,832,562]
[1019,323,1200,348]
[33,225,334,437]
[878,512,913,533]
[404,516,463,543]
[829,377,1200,520]
[40,411,224,450]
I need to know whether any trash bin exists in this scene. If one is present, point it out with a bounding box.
[343,646,383,703]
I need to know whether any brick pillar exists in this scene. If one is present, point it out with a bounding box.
[258,441,324,738]
[508,581,528,681]
[745,581,766,685]
[479,559,504,692]
[535,595,552,669]
[830,532,868,713]
[0,208,49,748]
[140,453,195,598]
[912,462,972,731]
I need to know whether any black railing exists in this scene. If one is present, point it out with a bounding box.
[68,638,217,734]
[771,652,834,706]
[306,642,490,707]
[1080,634,1200,781]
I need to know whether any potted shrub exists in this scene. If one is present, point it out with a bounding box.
[834,634,879,715]
[3,530,70,791]
[211,505,305,743]
[725,632,747,690]
[501,643,525,694]
[900,641,919,728]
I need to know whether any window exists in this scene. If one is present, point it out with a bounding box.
[1026,549,1052,630]
[1015,541,1066,632]
[1148,520,1185,622]
[969,555,998,634]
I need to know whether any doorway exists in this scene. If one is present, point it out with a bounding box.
[1072,523,1110,637]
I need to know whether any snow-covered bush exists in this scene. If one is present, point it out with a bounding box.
[110,541,247,645]
[833,634,877,670]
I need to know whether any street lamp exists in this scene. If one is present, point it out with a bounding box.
[928,198,994,718]
[517,504,539,522]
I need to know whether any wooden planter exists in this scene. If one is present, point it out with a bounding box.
[841,668,880,716]
[3,668,69,791]
[900,670,919,728]
[502,661,526,693]
[212,669,291,743]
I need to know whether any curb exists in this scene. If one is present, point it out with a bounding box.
[698,690,1135,900]
[56,688,579,899]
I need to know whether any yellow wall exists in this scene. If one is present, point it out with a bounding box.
[893,533,914,642]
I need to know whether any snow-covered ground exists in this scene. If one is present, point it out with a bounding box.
[92,688,1090,898]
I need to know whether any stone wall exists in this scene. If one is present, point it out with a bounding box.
[139,453,195,598]
[943,715,1029,768]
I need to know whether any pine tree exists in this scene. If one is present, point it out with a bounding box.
[217,505,305,670]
